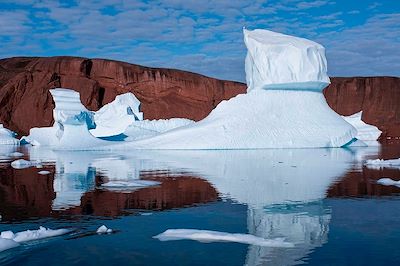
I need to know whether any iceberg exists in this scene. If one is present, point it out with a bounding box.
[342,111,382,141]
[0,124,19,145]
[110,28,355,149]
[22,88,112,149]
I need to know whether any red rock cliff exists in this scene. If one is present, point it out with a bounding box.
[0,56,398,138]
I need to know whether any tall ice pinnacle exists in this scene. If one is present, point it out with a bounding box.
[243,29,330,91]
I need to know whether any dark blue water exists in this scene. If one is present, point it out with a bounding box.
[0,144,399,265]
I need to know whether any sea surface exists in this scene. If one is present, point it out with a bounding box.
[0,143,399,265]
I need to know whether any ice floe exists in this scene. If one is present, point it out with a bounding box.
[0,226,69,253]
[154,229,294,247]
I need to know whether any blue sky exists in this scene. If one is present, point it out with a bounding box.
[1,0,399,81]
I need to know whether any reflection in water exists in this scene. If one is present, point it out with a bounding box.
[1,144,400,265]
[247,203,331,265]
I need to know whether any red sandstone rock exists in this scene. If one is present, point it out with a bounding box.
[0,56,398,138]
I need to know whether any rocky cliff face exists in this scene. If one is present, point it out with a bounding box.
[323,77,400,139]
[0,56,398,138]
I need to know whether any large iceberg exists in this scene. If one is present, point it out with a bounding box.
[108,28,356,149]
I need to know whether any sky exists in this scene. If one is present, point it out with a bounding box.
[0,0,399,82]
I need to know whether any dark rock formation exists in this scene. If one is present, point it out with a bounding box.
[0,56,398,138]
[323,77,400,139]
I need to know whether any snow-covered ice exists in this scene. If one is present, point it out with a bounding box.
[243,28,330,92]
[377,178,400,187]
[342,111,382,141]
[154,229,294,247]
[96,225,113,234]
[0,124,19,145]
[11,159,40,169]
[0,226,69,253]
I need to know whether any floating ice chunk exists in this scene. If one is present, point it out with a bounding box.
[91,93,143,137]
[0,124,19,145]
[38,170,50,175]
[342,111,382,141]
[154,229,294,247]
[377,178,400,187]
[0,226,69,253]
[11,159,40,169]
[0,238,20,252]
[96,225,113,234]
[365,158,400,169]
[101,180,160,189]
[11,226,69,243]
[243,28,330,92]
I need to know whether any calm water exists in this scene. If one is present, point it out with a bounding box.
[0,144,400,265]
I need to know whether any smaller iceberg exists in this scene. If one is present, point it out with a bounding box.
[22,88,111,149]
[342,111,382,141]
[0,124,19,145]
